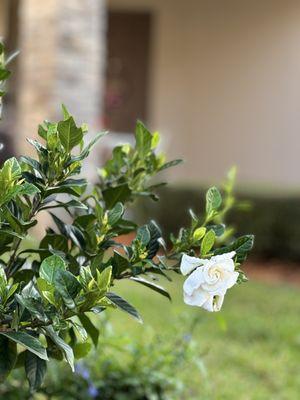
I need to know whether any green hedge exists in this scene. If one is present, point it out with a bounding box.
[134,186,300,263]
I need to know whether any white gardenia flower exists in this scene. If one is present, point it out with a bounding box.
[180,251,238,312]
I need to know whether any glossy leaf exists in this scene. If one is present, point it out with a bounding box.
[0,332,48,361]
[201,230,216,255]
[25,351,47,392]
[106,292,142,323]
[58,116,83,152]
[43,326,74,371]
[39,255,66,284]
[130,277,171,300]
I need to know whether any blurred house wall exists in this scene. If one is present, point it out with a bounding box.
[2,0,105,181]
[0,1,8,37]
[0,5,5,36]
[108,0,300,190]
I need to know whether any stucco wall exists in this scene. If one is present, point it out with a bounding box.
[108,0,300,190]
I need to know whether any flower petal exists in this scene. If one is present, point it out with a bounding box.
[224,271,239,289]
[201,295,214,312]
[211,251,236,264]
[183,288,209,307]
[183,268,205,295]
[201,294,225,312]
[201,279,228,294]
[217,258,235,272]
[180,254,203,276]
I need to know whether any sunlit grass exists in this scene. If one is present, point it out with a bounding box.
[108,273,300,399]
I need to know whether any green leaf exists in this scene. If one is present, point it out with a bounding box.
[206,224,225,237]
[232,235,254,255]
[201,229,216,255]
[73,342,92,359]
[130,277,171,300]
[78,314,99,347]
[14,270,35,285]
[151,131,160,149]
[158,159,182,171]
[97,266,112,294]
[0,336,17,382]
[136,225,150,246]
[146,221,162,259]
[20,156,43,174]
[17,182,40,196]
[102,184,131,208]
[26,138,47,156]
[61,104,71,120]
[58,116,83,152]
[46,123,58,149]
[206,186,222,214]
[0,332,48,361]
[107,202,124,226]
[214,235,254,263]
[54,270,81,309]
[66,131,107,165]
[25,351,47,392]
[193,227,206,241]
[39,233,69,257]
[114,218,137,235]
[50,213,86,249]
[43,326,74,371]
[38,124,47,140]
[5,157,21,179]
[106,292,143,323]
[15,294,48,323]
[45,185,83,198]
[40,199,88,212]
[135,120,152,158]
[0,68,10,81]
[71,321,88,342]
[80,131,107,158]
[39,255,66,284]
[112,251,130,276]
[36,278,57,307]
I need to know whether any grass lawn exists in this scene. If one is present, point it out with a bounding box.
[108,273,300,400]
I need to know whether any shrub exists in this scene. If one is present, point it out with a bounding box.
[0,43,253,393]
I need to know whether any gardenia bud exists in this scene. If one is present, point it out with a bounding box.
[180,251,238,312]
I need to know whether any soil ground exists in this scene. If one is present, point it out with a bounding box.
[245,260,300,286]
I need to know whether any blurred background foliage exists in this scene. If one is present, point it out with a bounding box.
[135,186,300,263]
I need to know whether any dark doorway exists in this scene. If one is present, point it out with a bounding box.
[104,11,152,133]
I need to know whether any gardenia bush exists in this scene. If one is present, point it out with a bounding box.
[0,43,253,393]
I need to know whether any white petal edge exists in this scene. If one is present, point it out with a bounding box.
[180,254,204,276]
[211,251,236,264]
